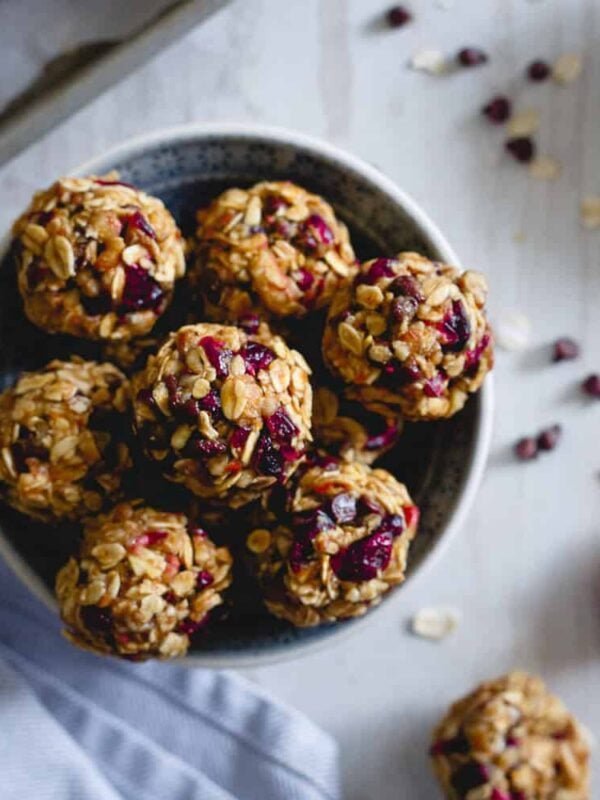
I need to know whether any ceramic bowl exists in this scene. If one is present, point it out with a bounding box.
[0,124,493,667]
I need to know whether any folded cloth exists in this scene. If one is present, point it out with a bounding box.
[0,558,340,800]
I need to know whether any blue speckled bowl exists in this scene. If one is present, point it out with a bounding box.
[0,124,493,667]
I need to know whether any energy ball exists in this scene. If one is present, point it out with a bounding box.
[430,671,590,800]
[312,385,403,465]
[322,253,493,420]
[246,459,419,627]
[12,175,186,340]
[132,322,313,507]
[0,358,131,522]
[191,181,357,322]
[56,502,233,660]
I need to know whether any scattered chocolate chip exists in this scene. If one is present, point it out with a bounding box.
[387,5,412,27]
[457,47,489,67]
[527,59,550,81]
[482,95,512,124]
[505,137,536,163]
[537,425,561,451]
[582,374,600,398]
[553,337,580,362]
[515,437,538,461]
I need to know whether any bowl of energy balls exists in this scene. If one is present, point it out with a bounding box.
[0,124,494,666]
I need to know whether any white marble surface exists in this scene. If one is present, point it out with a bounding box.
[1,1,599,797]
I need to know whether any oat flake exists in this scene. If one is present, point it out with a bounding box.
[409,49,449,76]
[529,155,562,181]
[553,53,583,85]
[580,196,600,229]
[507,108,540,138]
[411,606,460,640]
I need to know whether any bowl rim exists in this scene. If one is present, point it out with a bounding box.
[0,122,494,668]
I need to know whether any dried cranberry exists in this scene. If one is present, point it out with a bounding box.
[125,209,156,240]
[331,530,393,582]
[230,426,251,450]
[376,514,405,538]
[360,258,397,285]
[429,734,470,756]
[527,60,550,81]
[391,295,418,323]
[199,336,233,378]
[289,508,335,571]
[424,373,446,398]
[387,5,412,27]
[296,268,315,292]
[240,341,275,375]
[404,505,420,529]
[268,218,296,239]
[136,387,157,411]
[515,437,538,461]
[188,525,207,539]
[198,389,222,419]
[383,360,421,385]
[438,301,471,352]
[358,497,384,516]
[582,374,600,398]
[81,605,112,633]
[303,214,334,245]
[280,445,302,462]
[505,736,520,747]
[191,439,227,459]
[130,530,168,549]
[451,762,490,795]
[553,337,579,362]
[482,95,512,124]
[490,790,511,800]
[196,570,214,589]
[177,618,204,636]
[330,492,357,524]
[266,408,299,444]
[365,422,399,451]
[390,274,425,302]
[164,591,177,604]
[263,195,288,217]
[537,424,561,451]
[457,47,489,67]
[464,333,491,374]
[95,178,134,188]
[121,265,165,313]
[254,431,284,478]
[239,313,260,334]
[506,137,536,163]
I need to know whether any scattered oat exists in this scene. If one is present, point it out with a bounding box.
[513,230,527,243]
[411,606,460,640]
[529,155,562,181]
[495,310,531,351]
[507,108,540,137]
[580,196,600,229]
[553,52,583,85]
[409,48,449,76]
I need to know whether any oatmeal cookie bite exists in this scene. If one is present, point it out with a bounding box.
[56,502,233,660]
[0,358,131,522]
[246,460,419,627]
[313,384,403,465]
[322,253,493,421]
[430,671,590,800]
[132,322,313,507]
[191,181,356,322]
[12,175,186,340]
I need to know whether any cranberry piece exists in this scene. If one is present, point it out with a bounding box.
[438,301,471,352]
[383,360,421,386]
[303,214,334,245]
[289,508,335,572]
[95,178,134,188]
[199,336,233,378]
[196,570,214,589]
[198,389,222,419]
[136,387,157,412]
[553,337,579,362]
[365,422,399,451]
[505,735,520,747]
[376,514,405,538]
[280,445,302,462]
[188,525,207,539]
[505,137,536,163]
[491,791,511,800]
[240,341,275,375]
[125,209,156,240]
[331,530,393,582]
[361,258,397,285]
[424,373,446,398]
[177,618,204,636]
[457,47,489,67]
[296,268,315,292]
[392,296,418,324]
[191,439,227,459]
[451,762,490,795]
[268,218,296,239]
[482,95,512,124]
[404,505,420,529]
[330,492,357,524]
[266,407,299,444]
[515,437,538,461]
[254,431,284,478]
[121,265,165,313]
[164,591,177,604]
[263,195,288,217]
[537,424,561,451]
[130,530,168,548]
[464,332,491,374]
[230,426,251,450]
[430,734,470,756]
[390,274,425,302]
[239,313,260,334]
[387,5,411,27]
[527,60,550,81]
[358,497,384,516]
[582,374,600,398]
[81,605,112,633]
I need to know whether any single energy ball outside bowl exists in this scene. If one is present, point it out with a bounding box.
[190,180,357,322]
[132,322,313,507]
[246,459,419,627]
[322,252,493,421]
[0,358,131,522]
[55,501,233,660]
[430,671,590,800]
[12,175,186,340]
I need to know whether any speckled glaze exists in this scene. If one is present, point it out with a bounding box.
[0,125,493,667]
